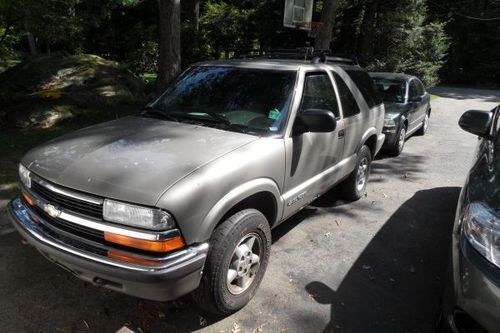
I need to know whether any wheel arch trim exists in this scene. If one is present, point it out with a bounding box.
[198,178,284,243]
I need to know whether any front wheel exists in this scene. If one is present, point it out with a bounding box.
[388,125,406,156]
[341,145,372,201]
[192,209,271,315]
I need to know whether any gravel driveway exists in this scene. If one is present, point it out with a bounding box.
[0,87,499,333]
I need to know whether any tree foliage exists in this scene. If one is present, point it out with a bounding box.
[0,0,497,87]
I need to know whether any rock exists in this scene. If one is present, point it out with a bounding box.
[0,53,146,128]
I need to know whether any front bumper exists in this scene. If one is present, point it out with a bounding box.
[382,126,400,148]
[8,197,208,301]
[444,234,500,333]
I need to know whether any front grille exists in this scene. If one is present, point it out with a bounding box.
[28,201,105,241]
[31,181,103,219]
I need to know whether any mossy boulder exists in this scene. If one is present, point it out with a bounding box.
[0,53,148,128]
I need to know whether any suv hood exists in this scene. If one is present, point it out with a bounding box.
[22,116,258,205]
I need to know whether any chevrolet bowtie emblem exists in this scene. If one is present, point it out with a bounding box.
[43,203,62,218]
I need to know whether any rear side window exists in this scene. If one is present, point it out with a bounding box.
[415,79,425,96]
[332,72,360,117]
[300,72,340,117]
[409,80,418,98]
[345,70,383,108]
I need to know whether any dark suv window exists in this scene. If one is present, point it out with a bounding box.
[409,80,418,98]
[332,72,360,117]
[300,72,339,117]
[415,79,425,96]
[345,70,383,108]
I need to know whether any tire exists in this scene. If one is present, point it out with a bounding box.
[341,145,372,201]
[388,125,406,156]
[192,209,271,315]
[417,110,430,136]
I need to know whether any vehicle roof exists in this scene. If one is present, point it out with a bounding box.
[368,72,417,81]
[194,59,361,71]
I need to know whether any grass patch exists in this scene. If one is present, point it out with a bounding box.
[142,73,157,85]
[430,94,440,100]
[0,59,20,74]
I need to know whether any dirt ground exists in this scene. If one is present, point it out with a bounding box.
[0,87,499,333]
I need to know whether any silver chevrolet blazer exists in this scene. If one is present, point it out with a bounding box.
[9,58,385,314]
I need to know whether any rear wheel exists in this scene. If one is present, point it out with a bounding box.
[341,145,372,201]
[417,111,429,135]
[192,209,271,315]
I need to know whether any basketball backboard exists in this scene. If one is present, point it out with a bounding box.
[283,0,313,30]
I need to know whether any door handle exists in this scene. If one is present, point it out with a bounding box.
[338,129,345,138]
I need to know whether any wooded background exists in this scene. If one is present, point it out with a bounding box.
[0,0,498,89]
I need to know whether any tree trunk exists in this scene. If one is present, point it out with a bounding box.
[358,0,379,56]
[314,0,340,50]
[24,19,37,56]
[157,0,181,91]
[190,0,200,33]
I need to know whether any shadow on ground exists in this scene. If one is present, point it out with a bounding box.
[0,187,456,333]
[304,186,460,333]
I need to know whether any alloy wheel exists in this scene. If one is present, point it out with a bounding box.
[356,157,369,192]
[226,233,263,295]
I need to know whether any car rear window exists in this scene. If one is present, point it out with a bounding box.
[345,70,383,108]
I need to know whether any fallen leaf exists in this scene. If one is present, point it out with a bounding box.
[232,322,241,333]
[252,326,263,333]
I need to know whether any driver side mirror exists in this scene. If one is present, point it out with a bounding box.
[294,109,337,135]
[459,109,493,139]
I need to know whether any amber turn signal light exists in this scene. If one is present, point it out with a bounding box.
[107,250,162,266]
[22,191,34,206]
[104,232,185,253]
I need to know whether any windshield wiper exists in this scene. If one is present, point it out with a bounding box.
[140,106,179,122]
[195,112,249,133]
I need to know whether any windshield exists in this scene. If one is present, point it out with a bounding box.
[372,77,407,103]
[147,66,297,136]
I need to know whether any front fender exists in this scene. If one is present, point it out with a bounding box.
[197,178,284,243]
[358,127,378,152]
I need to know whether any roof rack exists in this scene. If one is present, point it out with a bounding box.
[232,48,359,66]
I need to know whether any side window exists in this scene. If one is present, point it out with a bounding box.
[332,72,360,117]
[415,79,425,96]
[345,70,383,108]
[409,80,418,98]
[300,72,339,117]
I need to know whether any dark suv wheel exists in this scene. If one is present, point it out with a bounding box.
[388,125,406,156]
[417,110,430,135]
[192,209,271,315]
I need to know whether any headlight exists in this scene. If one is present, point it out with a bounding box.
[384,118,396,127]
[103,199,175,230]
[19,164,31,188]
[463,202,500,268]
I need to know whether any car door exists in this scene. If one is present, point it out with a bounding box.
[407,79,421,131]
[415,78,430,115]
[331,71,363,159]
[282,70,345,219]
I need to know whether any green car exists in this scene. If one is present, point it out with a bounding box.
[370,72,431,156]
